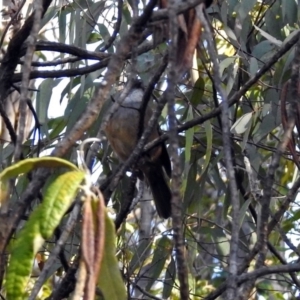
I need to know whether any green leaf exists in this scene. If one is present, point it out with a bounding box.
[65,96,90,133]
[183,161,198,211]
[145,236,172,291]
[253,112,280,144]
[163,258,176,298]
[282,0,297,25]
[190,77,205,106]
[219,57,236,77]
[185,107,194,164]
[211,228,230,258]
[265,2,283,41]
[238,0,257,20]
[128,239,152,275]
[238,198,251,230]
[200,120,212,176]
[40,6,59,29]
[226,62,238,95]
[64,72,101,133]
[84,1,106,39]
[36,79,61,125]
[249,57,258,77]
[253,25,282,47]
[98,212,127,300]
[98,24,111,44]
[59,77,81,103]
[58,9,67,44]
[252,41,276,60]
[231,112,253,135]
[48,116,67,139]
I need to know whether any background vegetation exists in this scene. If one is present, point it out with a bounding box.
[1,0,300,299]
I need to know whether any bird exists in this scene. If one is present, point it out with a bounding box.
[104,83,172,219]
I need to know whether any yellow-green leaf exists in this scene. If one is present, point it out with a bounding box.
[5,171,85,300]
[0,157,79,203]
[39,171,85,238]
[5,221,45,300]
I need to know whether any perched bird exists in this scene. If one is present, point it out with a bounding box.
[104,84,172,218]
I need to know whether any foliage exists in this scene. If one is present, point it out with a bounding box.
[0,0,300,299]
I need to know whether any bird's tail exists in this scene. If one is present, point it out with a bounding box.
[143,164,172,219]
